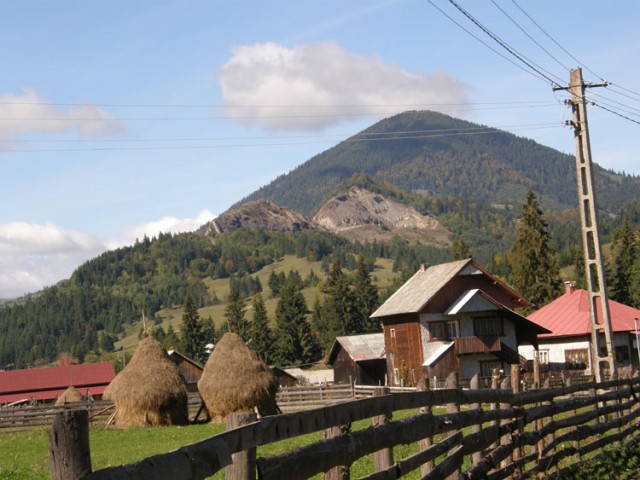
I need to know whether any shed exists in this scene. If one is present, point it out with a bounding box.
[328,333,386,385]
[167,350,204,393]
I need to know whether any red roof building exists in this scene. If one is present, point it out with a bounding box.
[520,282,640,372]
[0,362,116,404]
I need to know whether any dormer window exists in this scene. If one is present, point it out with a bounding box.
[473,316,503,336]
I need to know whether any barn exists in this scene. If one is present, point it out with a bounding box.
[327,333,386,385]
[0,362,116,405]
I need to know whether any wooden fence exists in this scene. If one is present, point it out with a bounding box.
[0,400,114,433]
[49,372,640,480]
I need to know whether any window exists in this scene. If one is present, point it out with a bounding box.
[390,328,396,339]
[474,316,503,336]
[480,360,502,378]
[616,346,630,365]
[393,368,400,386]
[539,350,549,365]
[428,322,446,340]
[565,348,588,370]
[447,320,460,339]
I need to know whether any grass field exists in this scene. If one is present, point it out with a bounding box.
[114,254,398,353]
[0,410,430,480]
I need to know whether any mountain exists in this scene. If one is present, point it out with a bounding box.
[203,199,315,235]
[236,110,640,217]
[313,186,450,245]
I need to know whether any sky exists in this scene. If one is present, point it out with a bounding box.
[1,0,639,299]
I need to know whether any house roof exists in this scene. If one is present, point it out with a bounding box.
[528,287,640,338]
[327,333,385,364]
[447,289,550,335]
[0,362,116,404]
[371,259,473,318]
[167,350,204,370]
[371,259,528,318]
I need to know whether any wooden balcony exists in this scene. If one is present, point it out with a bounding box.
[454,336,501,354]
[454,336,521,364]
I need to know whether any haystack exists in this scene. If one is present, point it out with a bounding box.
[103,336,188,427]
[198,332,280,422]
[56,386,83,405]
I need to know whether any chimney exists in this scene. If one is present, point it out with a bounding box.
[420,263,429,272]
[565,281,576,295]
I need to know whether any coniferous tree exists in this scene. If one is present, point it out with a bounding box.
[322,259,355,345]
[201,315,218,346]
[249,293,273,363]
[509,190,562,307]
[179,292,205,360]
[351,256,381,333]
[273,280,320,366]
[163,324,179,350]
[225,281,249,341]
[610,216,636,305]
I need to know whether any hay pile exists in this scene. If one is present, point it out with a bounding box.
[104,336,188,427]
[56,386,83,405]
[198,332,280,422]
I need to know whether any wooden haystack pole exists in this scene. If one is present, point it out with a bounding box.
[198,332,280,422]
[103,336,188,427]
[55,386,83,405]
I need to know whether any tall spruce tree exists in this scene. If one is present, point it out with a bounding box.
[225,281,249,341]
[510,190,562,307]
[610,216,636,305]
[179,292,205,360]
[322,259,355,342]
[351,256,381,333]
[249,293,273,363]
[273,280,320,367]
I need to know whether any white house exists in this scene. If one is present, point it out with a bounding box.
[519,281,640,373]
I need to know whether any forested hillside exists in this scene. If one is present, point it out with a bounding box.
[237,110,640,216]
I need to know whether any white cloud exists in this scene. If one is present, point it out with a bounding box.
[218,41,469,131]
[0,222,108,298]
[115,209,215,247]
[0,210,216,299]
[0,89,124,148]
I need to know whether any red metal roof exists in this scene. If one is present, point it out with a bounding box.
[528,287,640,338]
[0,362,115,404]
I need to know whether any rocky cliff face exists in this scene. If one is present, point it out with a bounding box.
[206,200,315,235]
[312,186,450,245]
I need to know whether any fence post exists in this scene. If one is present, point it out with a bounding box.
[417,378,435,477]
[566,377,582,464]
[499,375,513,473]
[49,409,92,480]
[542,378,556,472]
[489,369,501,451]
[469,374,482,467]
[372,387,394,472]
[445,371,461,480]
[325,423,351,480]
[226,412,258,480]
[510,364,522,477]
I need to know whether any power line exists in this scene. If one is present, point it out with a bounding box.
[446,0,563,87]
[490,0,571,73]
[425,0,547,83]
[591,101,640,127]
[3,123,563,153]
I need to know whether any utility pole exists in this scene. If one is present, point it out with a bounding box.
[555,68,616,382]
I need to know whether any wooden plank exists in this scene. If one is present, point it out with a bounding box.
[49,410,92,480]
[225,412,257,480]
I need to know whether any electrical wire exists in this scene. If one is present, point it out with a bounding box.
[489,0,571,73]
[425,0,547,83]
[446,0,563,87]
[2,123,563,153]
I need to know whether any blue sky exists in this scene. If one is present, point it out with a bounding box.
[1,1,639,298]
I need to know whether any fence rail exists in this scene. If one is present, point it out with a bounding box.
[49,372,640,480]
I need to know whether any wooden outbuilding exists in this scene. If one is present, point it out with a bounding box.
[167,350,204,393]
[327,333,386,385]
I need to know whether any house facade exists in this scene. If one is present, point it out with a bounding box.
[327,333,386,385]
[519,281,640,373]
[371,259,548,387]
